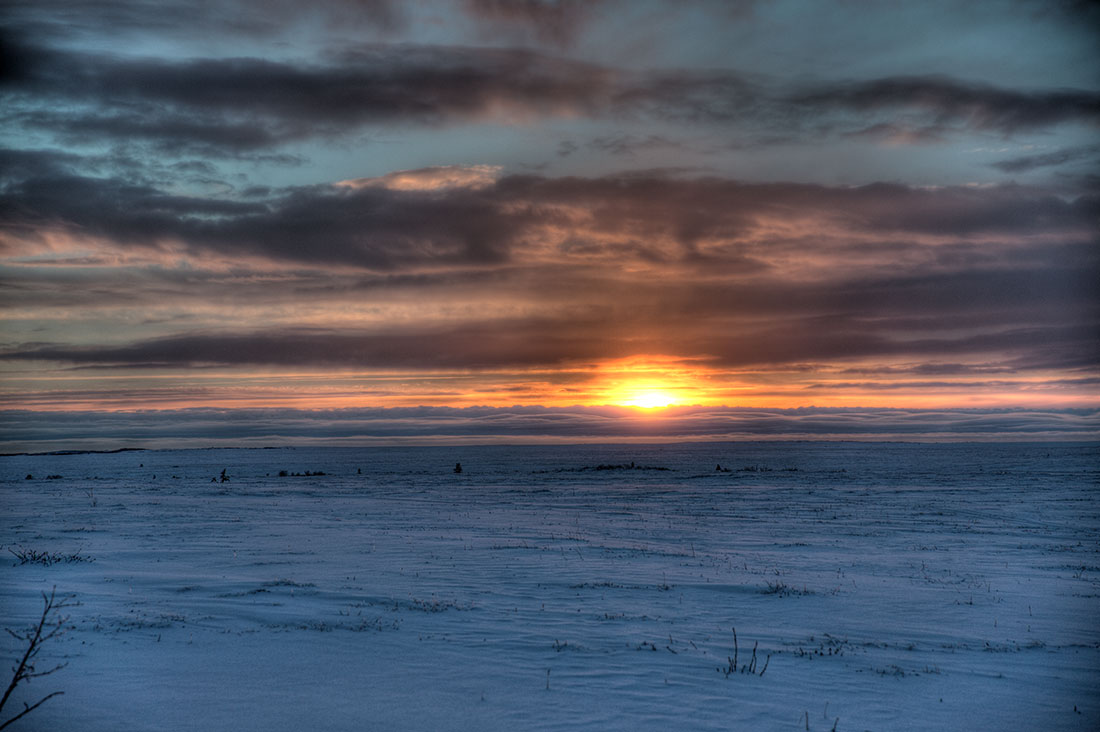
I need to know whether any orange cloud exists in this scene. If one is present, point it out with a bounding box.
[335,165,503,191]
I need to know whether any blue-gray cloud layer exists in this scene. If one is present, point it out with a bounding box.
[3,407,1097,452]
[3,36,1097,158]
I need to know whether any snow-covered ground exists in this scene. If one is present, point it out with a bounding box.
[1,442,1097,731]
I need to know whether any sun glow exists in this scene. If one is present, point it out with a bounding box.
[622,390,679,409]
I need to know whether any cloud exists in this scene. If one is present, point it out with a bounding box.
[5,36,1099,157]
[584,134,687,156]
[0,146,85,179]
[990,145,1100,173]
[1,0,407,45]
[336,164,502,191]
[462,0,608,47]
[843,123,947,145]
[0,169,520,269]
[2,406,1097,452]
[2,40,619,154]
[792,75,1100,134]
[6,0,609,51]
[4,165,1097,273]
[3,162,1096,380]
[0,323,612,369]
[3,284,1096,372]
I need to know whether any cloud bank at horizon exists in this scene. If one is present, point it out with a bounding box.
[2,406,1097,453]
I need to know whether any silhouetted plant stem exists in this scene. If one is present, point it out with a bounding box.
[1,588,75,730]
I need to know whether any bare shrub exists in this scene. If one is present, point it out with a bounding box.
[8,547,93,566]
[1,588,77,729]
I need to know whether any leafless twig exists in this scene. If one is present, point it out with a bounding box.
[1,587,76,730]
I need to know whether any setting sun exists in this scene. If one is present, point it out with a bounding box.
[622,390,679,409]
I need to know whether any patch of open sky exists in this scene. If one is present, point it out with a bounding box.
[624,1,1099,89]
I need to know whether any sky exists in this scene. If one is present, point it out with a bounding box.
[1,0,1098,448]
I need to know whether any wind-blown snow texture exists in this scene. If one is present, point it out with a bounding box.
[2,443,1097,731]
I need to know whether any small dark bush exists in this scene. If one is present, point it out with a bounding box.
[9,546,94,566]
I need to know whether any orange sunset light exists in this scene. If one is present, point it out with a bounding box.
[590,356,713,409]
[621,389,680,409]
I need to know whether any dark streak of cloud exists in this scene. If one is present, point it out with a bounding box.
[585,134,687,156]
[793,75,1100,134]
[2,40,618,152]
[3,304,1096,372]
[991,145,1100,173]
[4,37,1098,156]
[3,164,1097,279]
[2,406,1097,451]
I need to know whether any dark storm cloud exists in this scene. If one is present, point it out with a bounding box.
[0,170,518,268]
[5,34,1099,156]
[4,164,1097,270]
[2,173,267,227]
[793,76,1100,134]
[1,39,618,153]
[0,147,86,179]
[2,406,1097,451]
